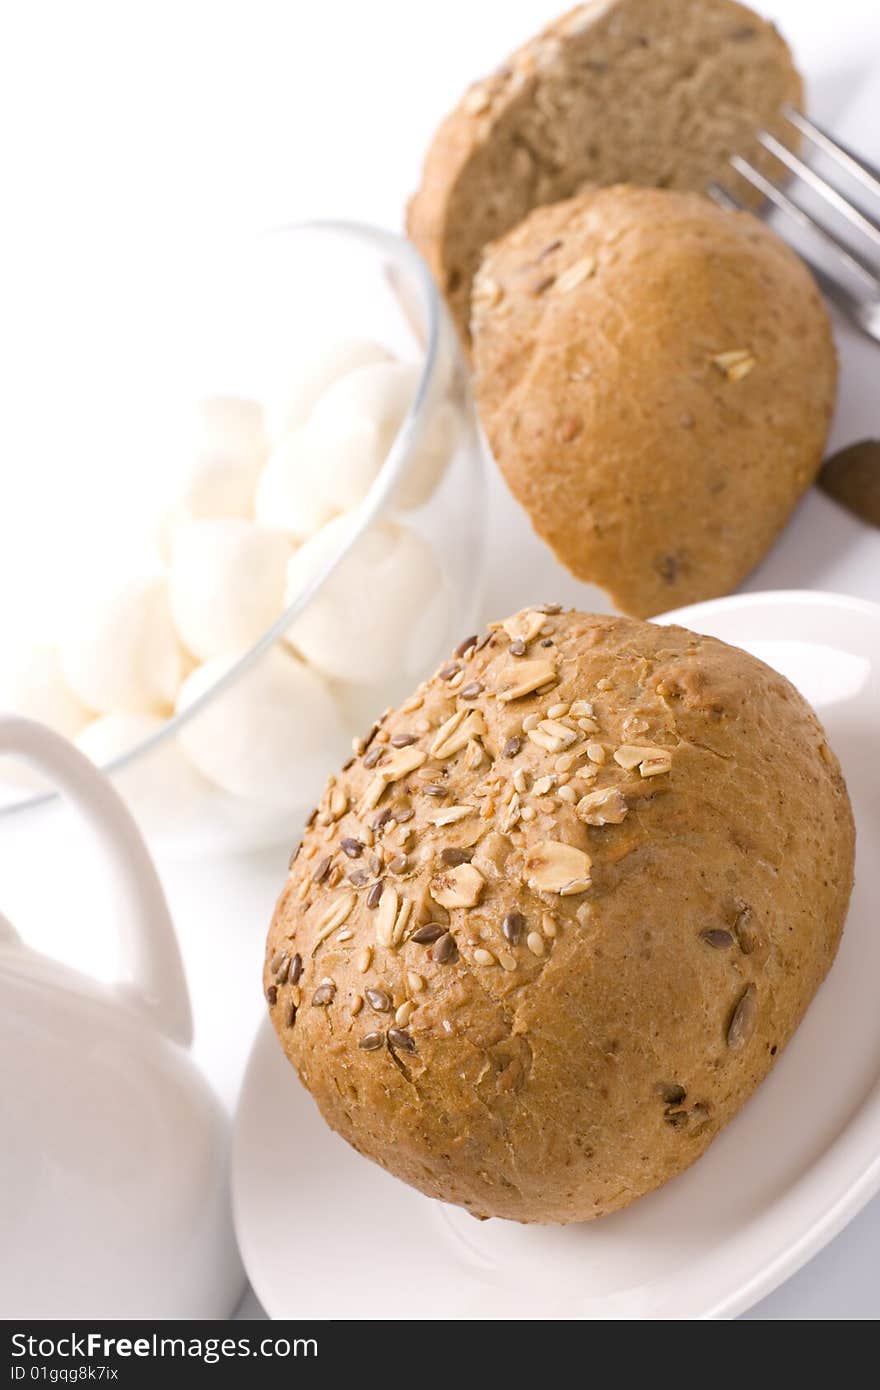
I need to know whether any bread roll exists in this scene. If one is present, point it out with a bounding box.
[265,607,853,1224]
[472,186,836,617]
[408,0,803,339]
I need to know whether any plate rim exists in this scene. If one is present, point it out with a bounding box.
[233,588,880,1321]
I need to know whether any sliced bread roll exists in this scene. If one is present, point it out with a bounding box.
[408,0,803,339]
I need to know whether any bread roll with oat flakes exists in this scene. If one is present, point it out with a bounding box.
[408,0,803,339]
[265,607,853,1224]
[472,186,837,618]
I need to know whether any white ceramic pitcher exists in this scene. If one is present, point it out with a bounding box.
[0,716,244,1318]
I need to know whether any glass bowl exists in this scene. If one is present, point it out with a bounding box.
[0,222,489,853]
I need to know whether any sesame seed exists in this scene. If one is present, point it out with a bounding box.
[351,993,363,1015]
[407,971,426,992]
[357,946,372,973]
[365,988,392,1013]
[388,1028,416,1053]
[474,948,495,966]
[359,1031,384,1051]
[395,1000,415,1027]
[526,932,546,957]
[499,952,517,972]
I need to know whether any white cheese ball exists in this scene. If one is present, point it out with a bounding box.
[176,647,347,807]
[254,428,337,541]
[60,577,184,716]
[76,713,212,833]
[0,644,90,735]
[283,516,450,685]
[307,361,458,511]
[268,338,391,443]
[0,645,91,793]
[197,394,266,464]
[168,519,292,661]
[156,450,263,562]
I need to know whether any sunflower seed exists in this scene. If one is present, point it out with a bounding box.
[412,922,446,944]
[365,988,392,1013]
[431,931,458,964]
[502,912,526,944]
[701,928,734,949]
[441,847,473,867]
[727,984,757,1048]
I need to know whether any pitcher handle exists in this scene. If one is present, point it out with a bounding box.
[0,715,191,1044]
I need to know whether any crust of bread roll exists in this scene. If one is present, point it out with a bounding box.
[471,186,836,617]
[408,0,803,339]
[265,608,853,1224]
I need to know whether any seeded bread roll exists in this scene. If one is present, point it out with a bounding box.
[265,607,853,1225]
[408,0,803,339]
[472,186,837,618]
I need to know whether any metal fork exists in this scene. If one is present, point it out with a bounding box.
[710,104,880,343]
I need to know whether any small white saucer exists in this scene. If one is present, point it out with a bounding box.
[232,590,880,1320]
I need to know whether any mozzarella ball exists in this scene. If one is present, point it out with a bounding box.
[268,338,391,443]
[76,713,212,833]
[0,644,91,793]
[168,519,292,660]
[0,644,90,736]
[283,516,450,685]
[176,647,347,807]
[254,428,337,541]
[308,361,457,512]
[157,450,263,562]
[60,577,183,715]
[196,394,266,465]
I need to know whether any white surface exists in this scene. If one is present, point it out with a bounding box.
[0,718,243,1319]
[1,0,879,1321]
[233,591,880,1321]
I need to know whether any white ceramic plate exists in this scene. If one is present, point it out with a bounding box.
[232,590,880,1320]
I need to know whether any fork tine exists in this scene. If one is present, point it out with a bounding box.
[730,153,880,293]
[782,104,880,202]
[756,129,880,250]
[712,177,878,339]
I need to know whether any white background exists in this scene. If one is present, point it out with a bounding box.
[2,0,879,1320]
